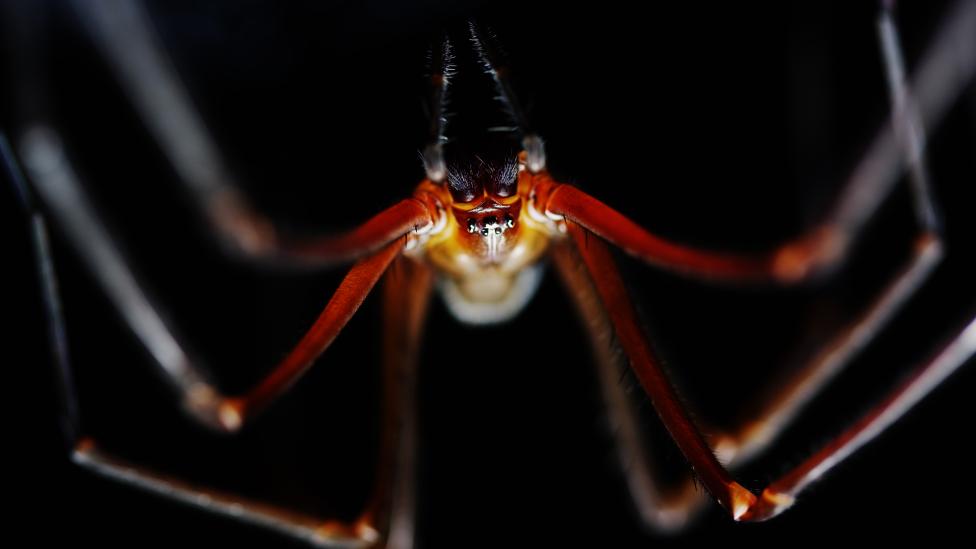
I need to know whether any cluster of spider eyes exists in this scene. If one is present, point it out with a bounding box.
[467,215,516,236]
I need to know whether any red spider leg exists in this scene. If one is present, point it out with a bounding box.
[542,4,975,285]
[369,256,433,549]
[213,239,405,428]
[568,223,976,521]
[287,256,433,547]
[551,242,703,532]
[18,125,415,431]
[264,198,433,266]
[71,0,433,265]
[553,231,941,529]
[564,222,753,516]
[13,131,420,547]
[548,5,949,521]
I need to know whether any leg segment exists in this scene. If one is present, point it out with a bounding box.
[712,1,945,464]
[70,0,430,264]
[212,239,404,429]
[742,314,976,520]
[566,224,754,518]
[551,242,705,532]
[567,223,975,521]
[71,438,377,547]
[11,129,426,547]
[542,0,976,285]
[18,125,404,431]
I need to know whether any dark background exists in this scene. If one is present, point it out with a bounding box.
[3,1,975,547]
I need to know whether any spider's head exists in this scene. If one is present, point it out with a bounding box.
[441,148,524,263]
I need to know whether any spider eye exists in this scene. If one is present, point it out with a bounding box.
[481,228,489,236]
[505,215,515,228]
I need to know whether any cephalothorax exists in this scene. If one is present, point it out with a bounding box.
[8,2,976,548]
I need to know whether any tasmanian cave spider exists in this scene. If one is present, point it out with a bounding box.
[5,1,976,547]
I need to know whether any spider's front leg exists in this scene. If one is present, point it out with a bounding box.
[8,126,437,547]
[558,0,976,485]
[565,222,975,522]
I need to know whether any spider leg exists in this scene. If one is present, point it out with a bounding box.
[711,0,945,466]
[553,226,941,530]
[567,222,975,522]
[17,125,411,431]
[69,0,429,265]
[542,0,976,285]
[70,439,376,548]
[9,130,429,548]
[550,6,960,524]
[365,256,433,549]
[552,242,705,532]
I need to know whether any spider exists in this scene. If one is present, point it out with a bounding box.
[5,1,976,547]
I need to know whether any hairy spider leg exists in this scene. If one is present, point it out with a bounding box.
[567,221,975,521]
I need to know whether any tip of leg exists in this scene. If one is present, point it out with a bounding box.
[772,226,846,284]
[759,489,796,518]
[315,519,379,544]
[71,436,98,465]
[218,399,244,432]
[183,384,244,433]
[729,483,757,521]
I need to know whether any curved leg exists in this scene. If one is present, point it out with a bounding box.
[552,242,705,532]
[369,257,433,549]
[554,226,941,530]
[541,0,975,285]
[18,125,408,431]
[68,0,431,265]
[8,130,430,547]
[567,222,975,522]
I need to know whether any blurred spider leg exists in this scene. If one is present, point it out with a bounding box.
[72,440,378,548]
[18,125,403,432]
[1,131,79,446]
[467,21,546,172]
[739,313,976,521]
[70,0,430,265]
[709,0,945,466]
[554,227,940,530]
[568,223,975,522]
[364,257,433,549]
[544,0,976,284]
[566,223,753,517]
[8,135,386,548]
[551,242,707,532]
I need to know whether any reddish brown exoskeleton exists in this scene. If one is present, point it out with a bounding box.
[10,2,976,548]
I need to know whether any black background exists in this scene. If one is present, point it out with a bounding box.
[3,1,975,547]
